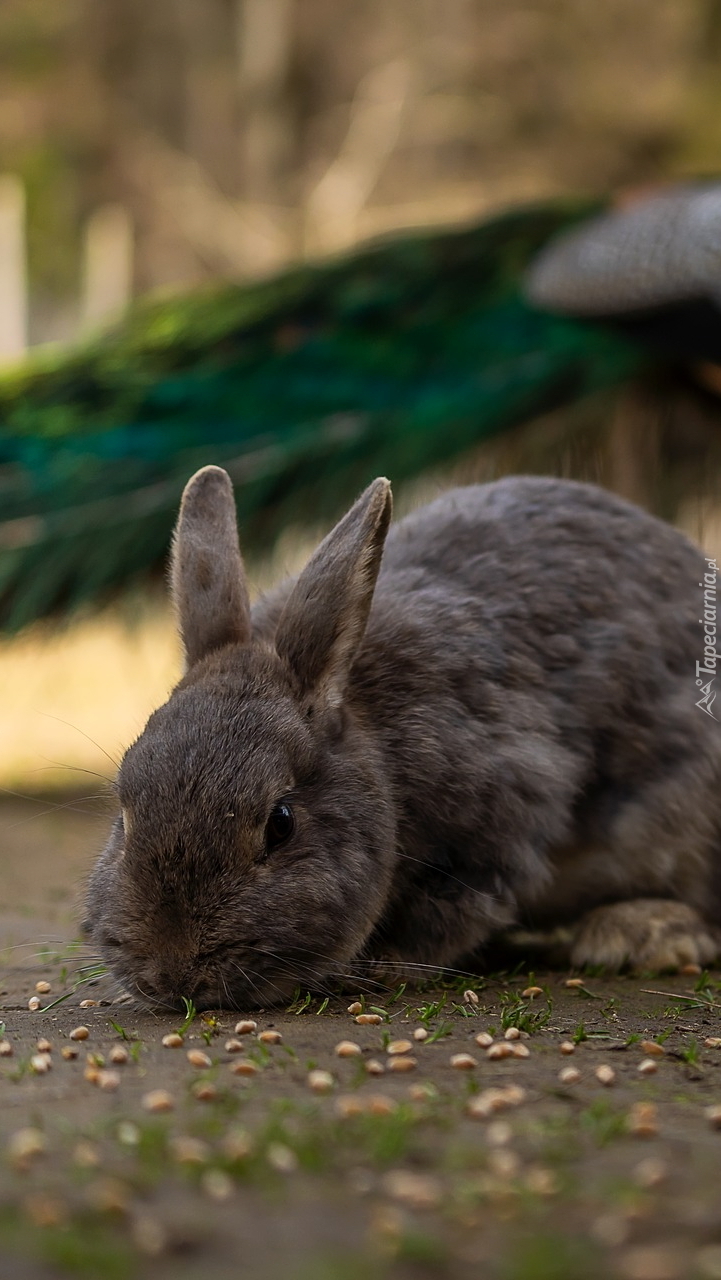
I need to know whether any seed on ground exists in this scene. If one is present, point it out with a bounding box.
[525,1165,559,1196]
[463,989,480,1006]
[347,1001,363,1014]
[229,1059,259,1076]
[36,1038,52,1054]
[488,1148,521,1179]
[637,1059,658,1076]
[30,1054,51,1074]
[85,1177,129,1216]
[35,981,51,995]
[559,1041,575,1055]
[365,1059,385,1075]
[142,1089,174,1113]
[510,1042,530,1058]
[382,1170,442,1210]
[0,1041,12,1057]
[387,1039,413,1056]
[161,1033,183,1049]
[334,1040,362,1058]
[307,1069,334,1093]
[522,986,543,998]
[679,963,702,976]
[73,1141,100,1168]
[202,1169,234,1201]
[131,1215,168,1257]
[412,1027,428,1042]
[408,1082,438,1101]
[639,1040,664,1057]
[388,1056,417,1073]
[28,997,40,1011]
[234,1020,257,1035]
[170,1136,209,1165]
[450,1053,477,1070]
[633,1156,668,1187]
[564,978,584,988]
[266,1142,298,1174]
[84,1066,100,1084]
[61,1046,79,1060]
[224,1038,245,1054]
[705,1104,721,1129]
[487,1042,513,1060]
[366,1094,397,1115]
[475,1032,494,1048]
[705,1037,721,1049]
[97,1069,121,1091]
[8,1128,46,1167]
[187,1049,212,1069]
[69,1026,89,1042]
[258,1030,282,1045]
[627,1101,658,1137]
[79,1000,99,1009]
[504,1027,521,1041]
[466,1085,526,1119]
[595,1064,616,1086]
[559,1066,581,1085]
[117,1122,140,1146]
[355,1013,383,1025]
[335,1095,366,1119]
[193,1081,218,1101]
[486,1121,512,1146]
[221,1128,253,1160]
[109,1046,129,1065]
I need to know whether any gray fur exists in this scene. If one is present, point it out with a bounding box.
[84,472,721,1008]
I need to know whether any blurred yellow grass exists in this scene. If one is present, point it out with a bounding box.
[0,606,180,794]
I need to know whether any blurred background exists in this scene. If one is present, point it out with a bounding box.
[1,0,721,798]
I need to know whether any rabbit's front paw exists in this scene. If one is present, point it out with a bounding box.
[570,899,719,972]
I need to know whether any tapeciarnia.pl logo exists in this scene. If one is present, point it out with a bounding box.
[696,555,718,719]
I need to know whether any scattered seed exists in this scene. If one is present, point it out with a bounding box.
[335,1040,362,1058]
[450,1053,477,1070]
[388,1056,417,1073]
[8,1128,46,1167]
[28,997,40,1012]
[169,1136,209,1165]
[510,1042,530,1058]
[258,1030,282,1045]
[627,1101,658,1138]
[565,978,584,988]
[525,1165,559,1196]
[463,989,480,1006]
[559,1066,581,1085]
[382,1170,442,1210]
[73,1141,100,1168]
[639,1040,665,1057]
[408,1082,438,1101]
[0,1040,12,1057]
[475,1032,494,1048]
[347,1001,363,1014]
[187,1049,212,1069]
[69,1026,89,1042]
[559,1041,576,1055]
[109,1046,129,1065]
[387,1039,413,1056]
[504,1027,521,1041]
[22,1193,66,1229]
[366,1094,397,1115]
[84,1067,100,1084]
[61,1046,79,1061]
[35,981,51,995]
[365,1059,385,1076]
[229,1059,259,1076]
[355,1013,383,1025]
[307,1069,334,1093]
[488,1148,521,1179]
[522,986,543,998]
[679,963,702,976]
[466,1085,526,1119]
[142,1089,174,1113]
[117,1122,140,1145]
[335,1095,366,1118]
[222,1128,253,1160]
[224,1038,245,1054]
[705,1104,721,1130]
[131,1215,168,1257]
[234,1020,257,1035]
[192,1081,218,1101]
[86,1177,129,1215]
[30,1054,51,1074]
[412,1027,428,1042]
[486,1121,512,1146]
[267,1142,298,1173]
[79,999,99,1009]
[633,1156,668,1187]
[487,1042,513,1060]
[637,1059,658,1076]
[161,1033,183,1049]
[595,1064,616,1086]
[202,1169,234,1200]
[36,1038,52,1054]
[97,1069,121,1091]
[705,1038,721,1049]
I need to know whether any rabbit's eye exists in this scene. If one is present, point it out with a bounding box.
[265,803,295,851]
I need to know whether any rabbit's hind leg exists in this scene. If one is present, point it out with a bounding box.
[570,899,720,971]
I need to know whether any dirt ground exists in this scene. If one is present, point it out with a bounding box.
[2,797,721,1280]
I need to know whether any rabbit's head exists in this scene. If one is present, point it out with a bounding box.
[84,467,396,1009]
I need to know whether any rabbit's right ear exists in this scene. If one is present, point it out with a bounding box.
[275,478,392,709]
[171,466,251,668]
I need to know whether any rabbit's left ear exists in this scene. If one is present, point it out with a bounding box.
[171,466,252,668]
[275,478,392,708]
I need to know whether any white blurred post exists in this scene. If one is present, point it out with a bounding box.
[81,204,134,331]
[0,175,27,362]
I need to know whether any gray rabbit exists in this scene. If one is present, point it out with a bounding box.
[84,467,721,1008]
